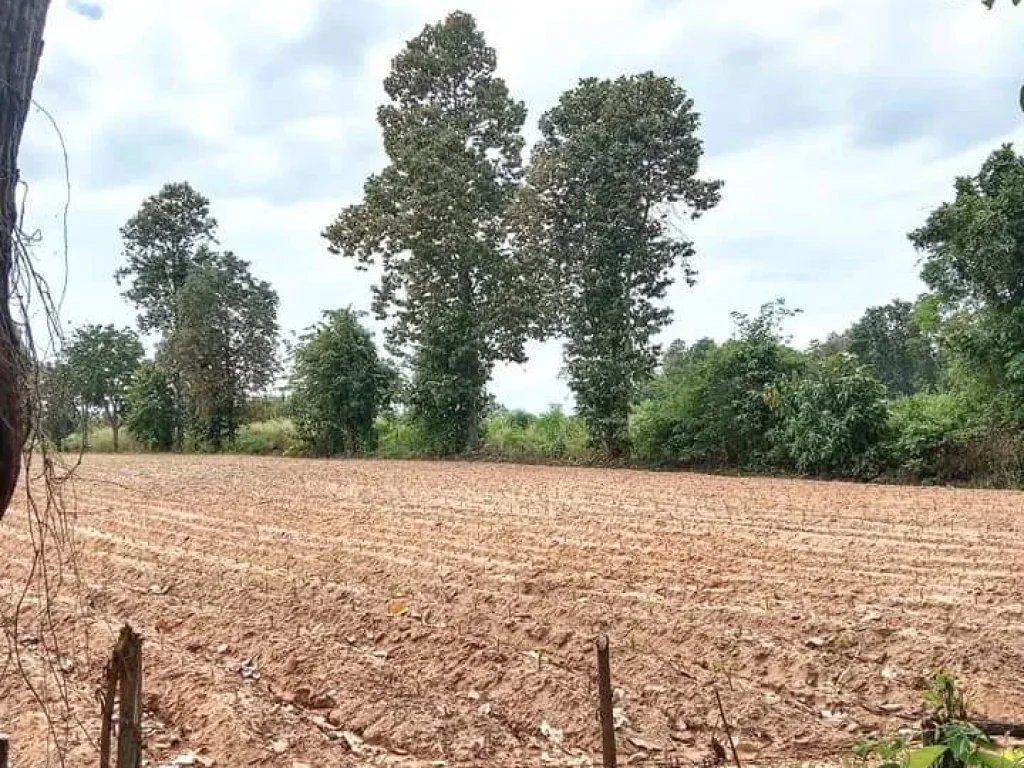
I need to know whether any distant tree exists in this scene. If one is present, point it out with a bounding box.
[67,324,144,451]
[116,181,218,447]
[168,251,279,451]
[662,338,716,375]
[37,360,79,449]
[909,144,1024,419]
[322,11,540,455]
[116,182,218,334]
[521,72,722,457]
[808,331,850,358]
[846,299,939,397]
[291,308,395,456]
[125,360,175,451]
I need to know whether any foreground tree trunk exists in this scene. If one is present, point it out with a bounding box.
[0,0,52,520]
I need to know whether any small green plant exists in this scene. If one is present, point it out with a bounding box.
[853,674,1020,768]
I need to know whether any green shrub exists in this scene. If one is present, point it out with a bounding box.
[630,337,804,468]
[230,419,303,456]
[481,407,589,461]
[125,361,176,451]
[888,392,971,482]
[376,415,429,458]
[779,354,890,478]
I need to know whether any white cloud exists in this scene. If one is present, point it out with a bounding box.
[16,0,1024,412]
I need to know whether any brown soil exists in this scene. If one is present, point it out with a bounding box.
[2,455,1024,767]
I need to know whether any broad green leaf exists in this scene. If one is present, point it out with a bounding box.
[904,745,947,768]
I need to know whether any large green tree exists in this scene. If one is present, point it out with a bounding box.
[291,308,395,456]
[845,299,939,397]
[322,11,538,455]
[521,72,722,457]
[67,324,144,451]
[116,181,218,447]
[168,251,279,451]
[909,144,1024,421]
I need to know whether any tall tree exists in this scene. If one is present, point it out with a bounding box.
[291,308,395,456]
[0,0,52,518]
[116,182,217,333]
[845,299,939,397]
[168,251,279,450]
[522,72,722,457]
[322,11,538,455]
[66,324,144,451]
[116,182,217,448]
[909,144,1024,419]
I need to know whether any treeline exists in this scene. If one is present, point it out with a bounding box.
[36,12,1024,487]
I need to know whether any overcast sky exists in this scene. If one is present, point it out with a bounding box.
[17,0,1024,411]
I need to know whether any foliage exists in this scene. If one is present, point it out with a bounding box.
[888,392,973,482]
[779,353,890,478]
[117,181,219,448]
[853,674,1017,768]
[845,299,940,397]
[115,181,218,334]
[521,72,722,458]
[245,394,291,423]
[231,419,302,456]
[66,323,144,451]
[481,406,589,461]
[631,300,804,468]
[290,308,394,456]
[125,360,176,451]
[376,415,429,458]
[910,145,1024,419]
[323,11,539,455]
[65,424,144,453]
[169,251,279,451]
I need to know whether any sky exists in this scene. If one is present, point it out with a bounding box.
[16,0,1024,411]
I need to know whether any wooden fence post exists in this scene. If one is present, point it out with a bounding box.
[115,624,143,768]
[0,733,9,768]
[595,634,616,768]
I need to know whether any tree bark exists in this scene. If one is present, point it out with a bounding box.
[0,0,52,520]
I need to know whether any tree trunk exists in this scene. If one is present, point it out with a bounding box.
[111,421,119,452]
[0,0,52,520]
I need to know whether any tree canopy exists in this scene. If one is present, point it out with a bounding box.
[67,324,144,451]
[521,72,722,457]
[322,11,539,455]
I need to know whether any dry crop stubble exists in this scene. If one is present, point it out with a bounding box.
[0,455,1023,766]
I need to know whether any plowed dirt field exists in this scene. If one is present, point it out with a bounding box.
[2,455,1024,767]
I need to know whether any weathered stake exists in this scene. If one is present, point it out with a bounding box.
[115,624,143,768]
[0,733,9,768]
[596,634,616,768]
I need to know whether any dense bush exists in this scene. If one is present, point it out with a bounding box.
[125,361,176,451]
[231,419,302,456]
[631,333,804,469]
[290,309,395,456]
[779,354,889,478]
[481,407,589,461]
[376,415,429,458]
